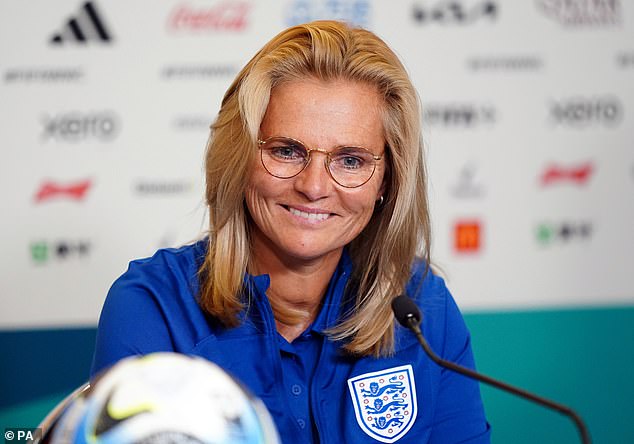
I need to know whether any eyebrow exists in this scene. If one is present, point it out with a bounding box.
[262,135,381,154]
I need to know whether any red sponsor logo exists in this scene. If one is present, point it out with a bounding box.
[540,162,593,186]
[454,221,481,253]
[34,179,92,203]
[167,1,250,31]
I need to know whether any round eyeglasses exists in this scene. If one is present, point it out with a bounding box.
[257,136,382,188]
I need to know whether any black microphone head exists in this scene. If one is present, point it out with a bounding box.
[391,295,422,328]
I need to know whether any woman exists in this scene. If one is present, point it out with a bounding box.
[92,20,490,443]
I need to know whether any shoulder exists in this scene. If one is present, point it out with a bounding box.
[103,239,209,328]
[92,239,211,375]
[395,260,468,353]
[109,239,208,296]
[406,260,451,309]
[123,239,207,280]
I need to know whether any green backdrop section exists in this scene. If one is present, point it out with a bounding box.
[467,306,634,444]
[0,328,96,408]
[1,306,633,443]
[0,392,67,430]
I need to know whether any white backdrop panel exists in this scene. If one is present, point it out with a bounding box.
[1,0,633,328]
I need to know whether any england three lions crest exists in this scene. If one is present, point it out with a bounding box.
[348,365,417,443]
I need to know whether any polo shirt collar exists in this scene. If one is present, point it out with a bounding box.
[310,249,353,334]
[245,249,354,335]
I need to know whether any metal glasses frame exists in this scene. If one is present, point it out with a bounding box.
[257,136,383,188]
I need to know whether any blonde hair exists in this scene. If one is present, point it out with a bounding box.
[199,20,430,357]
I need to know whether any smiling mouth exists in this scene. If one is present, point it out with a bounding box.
[286,206,332,222]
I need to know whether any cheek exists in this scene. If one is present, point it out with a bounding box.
[340,188,380,221]
[245,171,264,215]
[353,173,385,209]
[245,168,285,221]
[246,165,275,199]
[341,176,385,228]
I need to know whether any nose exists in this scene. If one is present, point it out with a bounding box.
[293,151,331,201]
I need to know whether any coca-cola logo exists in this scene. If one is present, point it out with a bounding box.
[167,1,251,32]
[41,111,120,142]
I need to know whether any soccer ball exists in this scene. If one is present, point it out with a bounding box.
[49,353,280,444]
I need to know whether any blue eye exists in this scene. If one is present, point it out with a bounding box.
[276,146,297,158]
[268,143,305,161]
[331,149,371,171]
[341,155,363,169]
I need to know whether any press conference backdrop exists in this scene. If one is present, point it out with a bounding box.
[1,0,633,442]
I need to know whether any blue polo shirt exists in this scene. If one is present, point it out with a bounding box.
[91,240,490,443]
[262,256,344,440]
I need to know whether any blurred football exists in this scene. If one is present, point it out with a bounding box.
[49,353,279,444]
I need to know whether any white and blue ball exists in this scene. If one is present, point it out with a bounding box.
[50,353,279,444]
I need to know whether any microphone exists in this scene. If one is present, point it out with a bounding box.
[391,295,591,444]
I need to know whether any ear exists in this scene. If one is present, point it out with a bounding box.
[376,151,389,201]
[376,181,386,202]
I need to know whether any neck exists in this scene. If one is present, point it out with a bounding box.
[249,235,342,342]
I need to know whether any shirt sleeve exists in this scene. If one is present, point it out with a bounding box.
[428,285,491,443]
[90,267,175,378]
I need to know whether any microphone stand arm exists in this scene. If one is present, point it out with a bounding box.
[406,318,591,444]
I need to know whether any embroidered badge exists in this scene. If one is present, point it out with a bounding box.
[348,364,417,443]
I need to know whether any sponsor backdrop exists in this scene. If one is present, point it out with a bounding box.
[1,0,633,442]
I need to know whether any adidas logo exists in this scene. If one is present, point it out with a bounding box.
[50,1,113,45]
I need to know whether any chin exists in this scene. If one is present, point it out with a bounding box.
[282,242,344,263]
